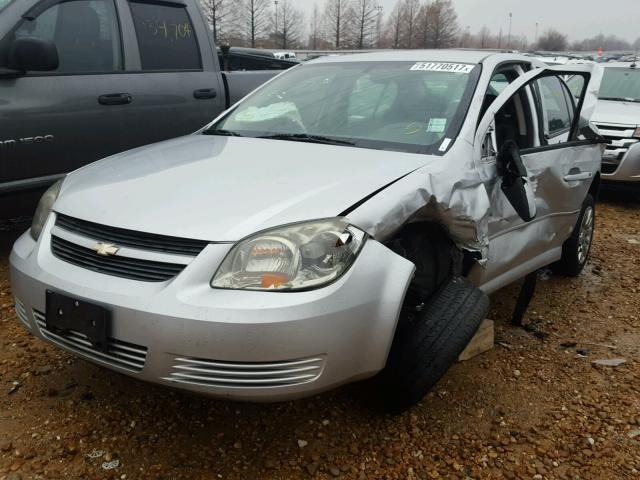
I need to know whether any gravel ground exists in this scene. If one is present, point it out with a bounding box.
[1,192,639,480]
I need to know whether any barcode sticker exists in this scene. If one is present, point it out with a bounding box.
[439,138,452,152]
[410,62,474,73]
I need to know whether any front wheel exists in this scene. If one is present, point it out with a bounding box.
[552,194,595,277]
[373,276,489,414]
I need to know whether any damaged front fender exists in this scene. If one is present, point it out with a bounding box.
[347,63,604,265]
[347,140,492,260]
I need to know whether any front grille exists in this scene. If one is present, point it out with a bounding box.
[51,236,186,282]
[56,214,208,257]
[594,123,639,174]
[163,356,325,389]
[14,298,30,329]
[34,310,147,372]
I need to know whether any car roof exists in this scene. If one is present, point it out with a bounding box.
[308,49,535,66]
[602,62,639,69]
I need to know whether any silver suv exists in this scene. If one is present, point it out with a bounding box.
[11,51,604,412]
[574,62,640,185]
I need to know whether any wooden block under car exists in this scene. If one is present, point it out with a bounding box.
[458,319,494,362]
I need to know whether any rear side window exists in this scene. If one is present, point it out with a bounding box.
[129,1,201,71]
[536,76,572,138]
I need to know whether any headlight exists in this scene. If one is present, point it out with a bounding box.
[30,179,64,241]
[211,219,367,291]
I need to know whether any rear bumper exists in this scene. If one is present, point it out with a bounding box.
[10,218,415,401]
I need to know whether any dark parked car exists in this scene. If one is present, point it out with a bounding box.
[0,0,295,218]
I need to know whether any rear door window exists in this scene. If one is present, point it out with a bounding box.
[535,76,573,140]
[129,1,201,71]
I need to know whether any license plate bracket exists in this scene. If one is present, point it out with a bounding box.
[45,290,111,353]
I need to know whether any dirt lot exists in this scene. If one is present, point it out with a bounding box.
[1,192,639,480]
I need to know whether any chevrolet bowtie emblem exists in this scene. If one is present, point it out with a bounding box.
[93,242,120,257]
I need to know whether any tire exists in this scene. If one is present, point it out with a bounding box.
[374,276,490,414]
[387,224,457,306]
[552,194,595,277]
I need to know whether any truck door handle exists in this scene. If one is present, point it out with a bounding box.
[98,93,132,106]
[563,171,593,183]
[194,88,217,99]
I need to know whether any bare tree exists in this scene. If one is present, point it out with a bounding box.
[510,34,528,51]
[634,37,640,50]
[416,2,430,48]
[373,7,384,47]
[271,0,304,48]
[200,0,236,43]
[536,28,568,51]
[323,0,353,49]
[399,0,420,48]
[385,3,403,49]
[477,26,491,49]
[241,0,271,47]
[425,0,459,49]
[353,0,378,49]
[309,3,322,49]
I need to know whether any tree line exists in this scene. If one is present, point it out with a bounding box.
[200,0,640,52]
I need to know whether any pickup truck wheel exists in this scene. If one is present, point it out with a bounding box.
[374,276,489,414]
[552,194,595,277]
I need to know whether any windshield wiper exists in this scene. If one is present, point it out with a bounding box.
[600,96,640,103]
[257,133,355,146]
[203,129,243,137]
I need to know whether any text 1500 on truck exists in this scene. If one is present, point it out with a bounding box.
[0,0,296,218]
[10,50,605,412]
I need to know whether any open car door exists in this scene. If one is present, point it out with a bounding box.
[473,64,604,291]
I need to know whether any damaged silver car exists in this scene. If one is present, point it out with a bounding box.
[11,51,604,412]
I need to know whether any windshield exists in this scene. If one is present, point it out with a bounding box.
[208,61,480,154]
[599,67,640,103]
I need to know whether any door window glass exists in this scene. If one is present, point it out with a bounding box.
[536,76,572,138]
[12,0,122,73]
[129,2,201,71]
[0,0,14,12]
[479,70,518,122]
[489,73,510,94]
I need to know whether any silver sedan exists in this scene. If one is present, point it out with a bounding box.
[11,51,604,412]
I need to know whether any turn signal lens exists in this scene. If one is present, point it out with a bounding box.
[261,273,289,289]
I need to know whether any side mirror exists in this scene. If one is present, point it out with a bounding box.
[8,37,59,73]
[497,140,537,222]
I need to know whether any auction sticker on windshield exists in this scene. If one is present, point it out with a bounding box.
[410,62,474,73]
[427,118,447,133]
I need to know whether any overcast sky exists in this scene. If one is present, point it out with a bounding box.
[298,0,639,43]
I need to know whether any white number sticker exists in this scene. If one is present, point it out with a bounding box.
[410,62,474,73]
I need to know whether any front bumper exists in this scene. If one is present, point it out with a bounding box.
[9,216,414,401]
[601,137,640,183]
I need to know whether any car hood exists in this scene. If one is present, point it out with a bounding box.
[592,99,640,126]
[55,135,431,241]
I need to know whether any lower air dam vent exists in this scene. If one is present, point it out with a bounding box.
[163,356,325,388]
